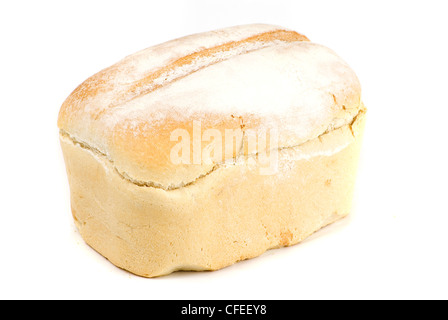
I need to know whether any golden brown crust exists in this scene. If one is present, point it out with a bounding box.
[58,24,362,193]
[58,28,308,128]
[103,30,308,114]
[58,25,366,276]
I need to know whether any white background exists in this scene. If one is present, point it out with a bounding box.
[1,0,447,300]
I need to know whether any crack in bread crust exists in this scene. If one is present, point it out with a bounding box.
[60,109,364,191]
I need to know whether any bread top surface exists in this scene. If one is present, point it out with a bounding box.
[58,24,362,188]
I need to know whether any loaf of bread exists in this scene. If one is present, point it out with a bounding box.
[58,24,366,277]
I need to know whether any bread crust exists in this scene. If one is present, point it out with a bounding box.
[58,24,366,277]
[60,110,366,277]
[58,24,362,188]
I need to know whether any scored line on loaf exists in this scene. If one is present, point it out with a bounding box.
[97,30,309,117]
